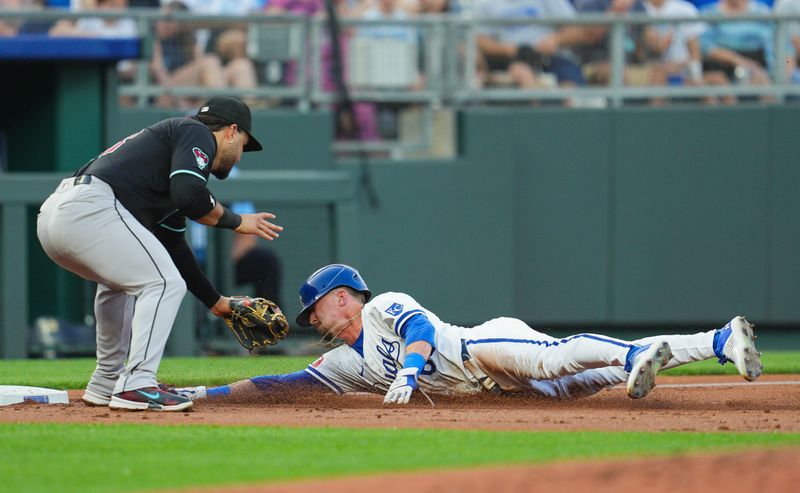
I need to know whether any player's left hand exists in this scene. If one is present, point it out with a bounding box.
[383,367,419,405]
[235,212,283,241]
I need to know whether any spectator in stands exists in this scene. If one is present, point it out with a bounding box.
[699,0,787,103]
[149,1,256,108]
[49,0,137,38]
[691,0,774,6]
[0,0,24,37]
[642,0,709,104]
[267,0,381,141]
[418,0,450,13]
[393,0,450,14]
[179,1,260,93]
[180,0,261,87]
[355,0,424,138]
[474,0,589,98]
[774,0,800,82]
[573,0,650,86]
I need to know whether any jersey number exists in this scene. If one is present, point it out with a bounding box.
[100,130,144,157]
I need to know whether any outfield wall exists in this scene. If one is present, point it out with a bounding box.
[103,106,799,326]
[342,106,799,326]
[3,106,798,357]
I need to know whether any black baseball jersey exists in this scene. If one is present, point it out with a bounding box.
[86,117,217,230]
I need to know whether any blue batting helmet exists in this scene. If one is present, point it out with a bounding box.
[296,264,371,326]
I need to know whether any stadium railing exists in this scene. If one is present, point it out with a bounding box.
[2,9,800,155]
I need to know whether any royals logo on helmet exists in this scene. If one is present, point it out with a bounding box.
[192,147,209,170]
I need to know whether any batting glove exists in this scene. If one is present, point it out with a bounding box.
[383,367,419,404]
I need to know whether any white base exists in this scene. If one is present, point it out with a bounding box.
[0,385,69,406]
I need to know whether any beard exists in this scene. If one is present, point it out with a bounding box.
[211,156,235,180]
[211,166,231,180]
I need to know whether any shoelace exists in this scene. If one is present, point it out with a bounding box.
[418,386,435,408]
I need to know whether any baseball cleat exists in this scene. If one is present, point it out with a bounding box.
[81,389,111,406]
[713,316,762,381]
[625,340,672,399]
[109,387,193,411]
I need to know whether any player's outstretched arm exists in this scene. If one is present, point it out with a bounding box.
[174,370,332,401]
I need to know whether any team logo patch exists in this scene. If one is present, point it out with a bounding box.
[192,147,209,169]
[385,303,404,316]
[311,356,324,368]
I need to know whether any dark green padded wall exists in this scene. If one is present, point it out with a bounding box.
[99,106,798,326]
[345,106,798,326]
[2,64,104,323]
[348,157,517,323]
[108,108,331,170]
[612,107,770,322]
[769,107,800,322]
[508,109,612,323]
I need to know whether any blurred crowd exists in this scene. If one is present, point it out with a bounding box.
[1,0,799,113]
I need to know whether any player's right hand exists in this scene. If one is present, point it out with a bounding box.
[383,367,419,405]
[235,212,283,241]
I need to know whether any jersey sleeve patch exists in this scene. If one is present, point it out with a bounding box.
[192,147,210,170]
[385,303,404,316]
[170,120,215,180]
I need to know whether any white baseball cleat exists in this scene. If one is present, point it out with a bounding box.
[625,340,672,399]
[714,316,763,382]
[173,386,207,400]
[81,389,111,406]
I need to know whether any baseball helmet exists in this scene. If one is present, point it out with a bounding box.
[296,264,372,327]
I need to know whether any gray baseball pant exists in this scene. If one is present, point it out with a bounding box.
[37,177,187,396]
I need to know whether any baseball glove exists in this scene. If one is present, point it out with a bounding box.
[224,297,289,352]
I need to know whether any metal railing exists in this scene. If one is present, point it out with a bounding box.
[2,9,800,150]
[3,10,800,102]
[452,13,800,107]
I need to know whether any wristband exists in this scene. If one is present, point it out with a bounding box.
[403,352,427,377]
[215,206,242,230]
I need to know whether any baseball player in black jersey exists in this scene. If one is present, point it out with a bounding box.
[36,96,282,411]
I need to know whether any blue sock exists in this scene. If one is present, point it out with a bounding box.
[207,385,231,398]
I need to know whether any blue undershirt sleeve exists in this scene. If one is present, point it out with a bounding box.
[249,370,329,392]
[399,313,436,348]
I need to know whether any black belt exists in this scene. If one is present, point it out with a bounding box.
[73,175,92,185]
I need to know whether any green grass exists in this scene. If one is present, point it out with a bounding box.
[1,354,798,493]
[0,355,310,389]
[1,351,797,390]
[661,351,800,376]
[1,423,798,493]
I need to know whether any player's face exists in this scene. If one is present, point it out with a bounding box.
[211,128,247,179]
[308,291,340,334]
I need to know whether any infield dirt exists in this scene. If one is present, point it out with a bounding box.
[1,374,797,432]
[3,375,798,493]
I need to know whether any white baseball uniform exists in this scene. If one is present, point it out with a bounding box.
[303,292,720,399]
